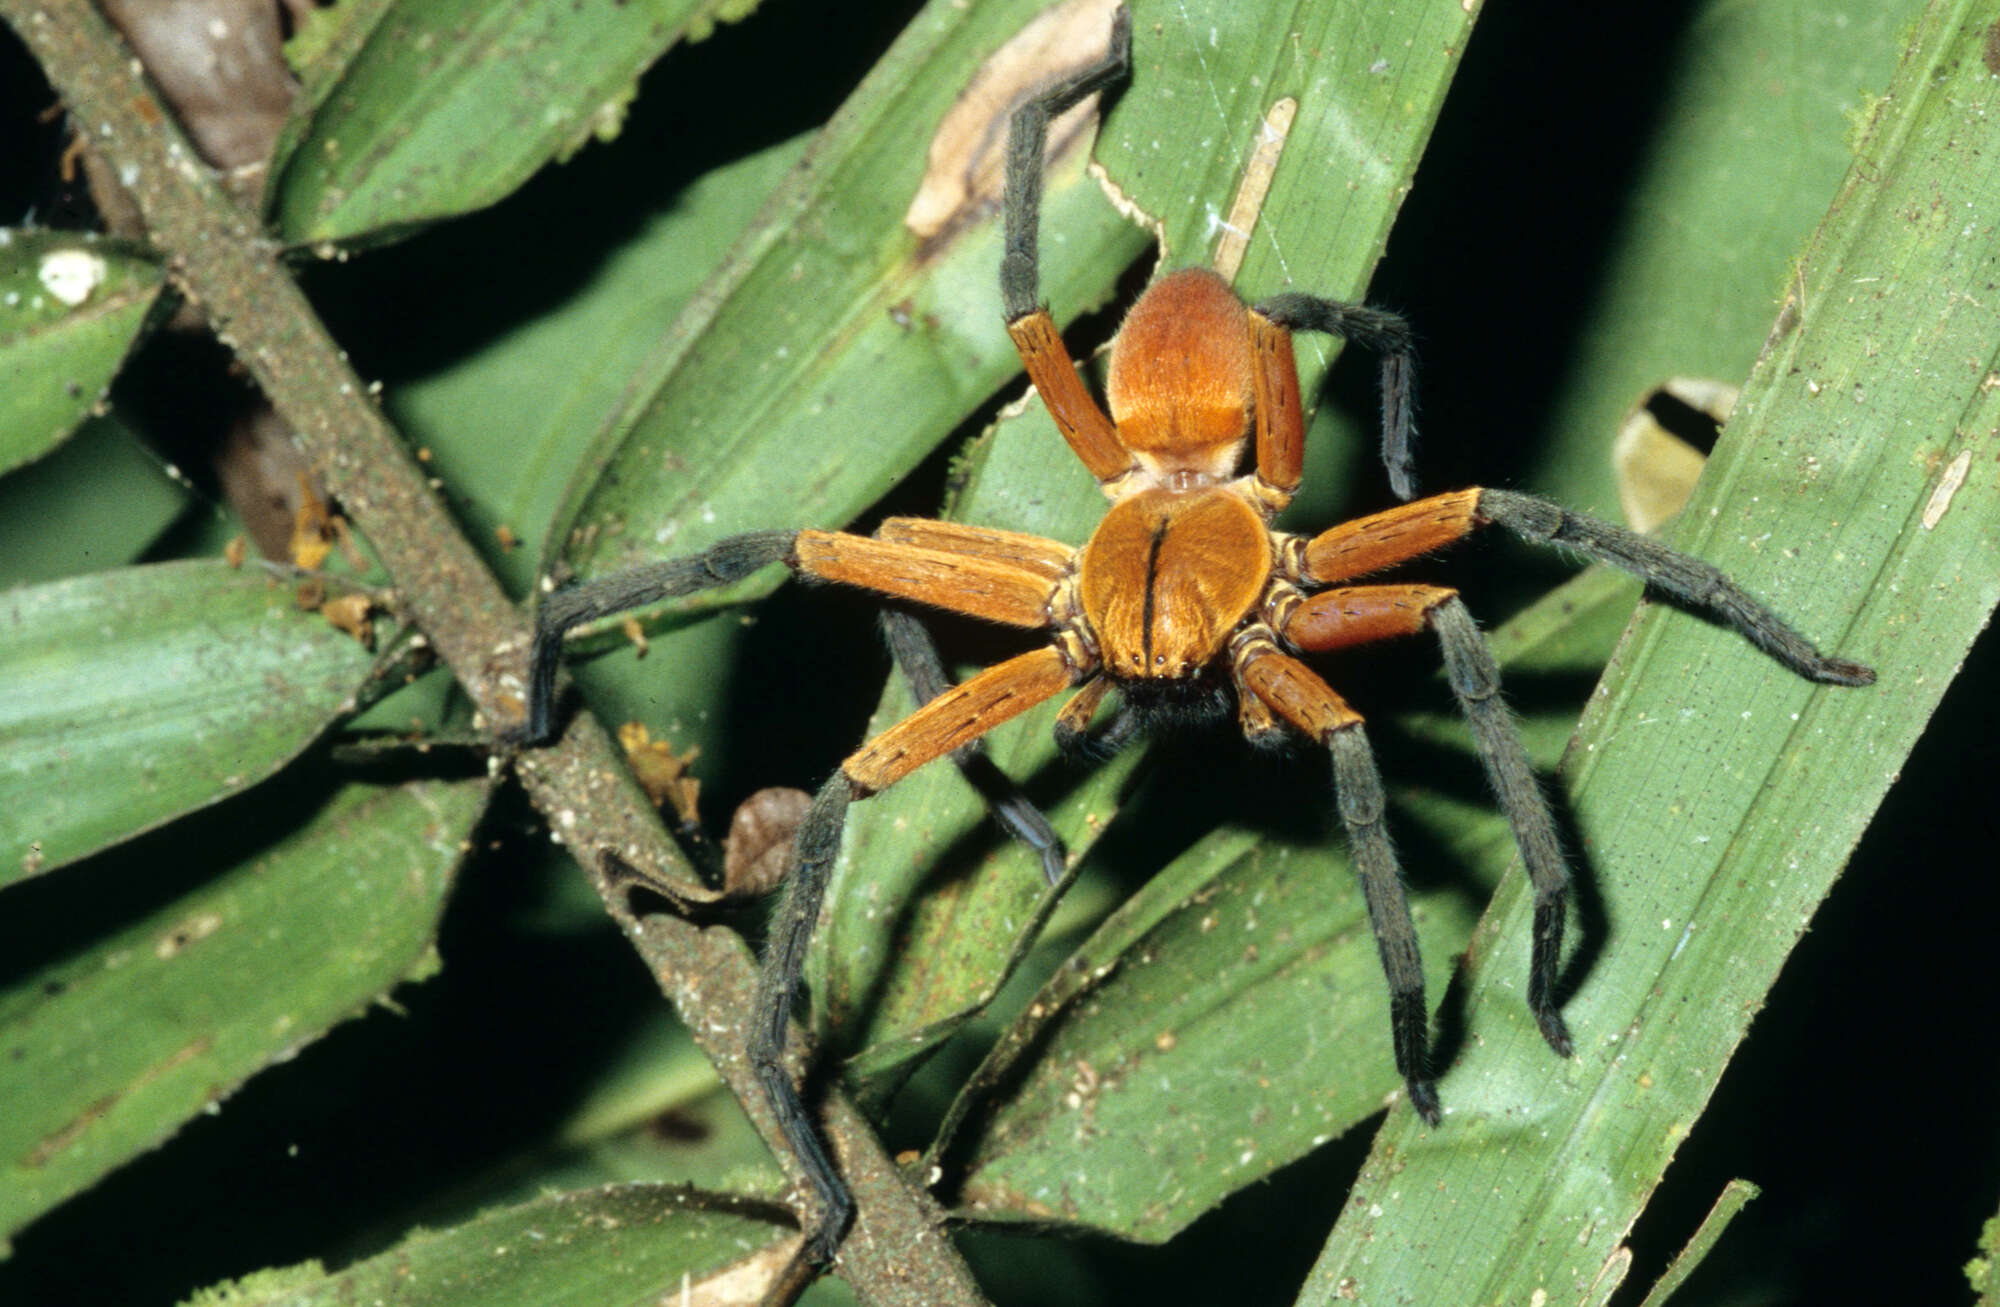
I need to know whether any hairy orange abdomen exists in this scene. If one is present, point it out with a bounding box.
[1106,268,1255,463]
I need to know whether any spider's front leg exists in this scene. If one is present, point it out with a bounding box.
[751,643,1078,1268]
[1232,635,1442,1123]
[1252,293,1421,502]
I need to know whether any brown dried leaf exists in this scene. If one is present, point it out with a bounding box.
[319,592,376,649]
[723,787,812,900]
[617,722,701,826]
[288,470,338,570]
[904,0,1122,243]
[620,615,650,659]
[1612,376,1735,532]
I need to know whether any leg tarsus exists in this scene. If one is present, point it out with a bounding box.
[517,529,798,746]
[881,611,1068,886]
[1531,897,1575,1056]
[748,773,859,1272]
[1394,992,1442,1127]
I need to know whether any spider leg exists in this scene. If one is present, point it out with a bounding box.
[749,771,858,1271]
[1424,595,1573,1054]
[1279,577,1651,1061]
[1476,489,1876,686]
[1295,489,1876,687]
[1298,490,1481,584]
[524,523,1072,748]
[1281,583,1573,1051]
[1233,638,1439,1124]
[999,8,1137,486]
[1000,4,1133,321]
[874,516,1073,581]
[1247,309,1306,511]
[880,609,1067,886]
[520,530,797,744]
[1252,293,1420,502]
[752,646,1076,1269]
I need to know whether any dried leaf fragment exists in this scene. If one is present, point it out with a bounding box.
[618,723,701,827]
[723,787,812,899]
[1613,377,1736,532]
[905,0,1124,243]
[320,592,377,649]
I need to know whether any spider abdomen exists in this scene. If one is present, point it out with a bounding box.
[1077,487,1271,679]
[1106,267,1256,482]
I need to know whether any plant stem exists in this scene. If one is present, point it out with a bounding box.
[0,3,983,1301]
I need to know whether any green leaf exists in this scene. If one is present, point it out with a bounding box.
[267,0,761,246]
[1532,2,1928,516]
[179,1183,784,1307]
[820,0,1484,1101]
[390,134,807,594]
[1299,3,2000,1301]
[0,561,385,882]
[0,415,189,588]
[0,230,164,476]
[537,0,1145,837]
[0,775,487,1246]
[1636,1180,1759,1307]
[1972,1200,2000,1306]
[545,0,1145,588]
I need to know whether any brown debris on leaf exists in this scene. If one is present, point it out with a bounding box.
[618,723,702,829]
[904,0,1123,246]
[287,471,345,571]
[319,592,377,649]
[1613,377,1735,532]
[723,787,812,900]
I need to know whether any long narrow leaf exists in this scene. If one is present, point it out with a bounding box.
[0,229,163,475]
[0,776,487,1245]
[1300,4,2000,1301]
[0,561,387,882]
[267,0,755,246]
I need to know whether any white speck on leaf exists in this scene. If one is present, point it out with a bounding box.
[39,249,106,306]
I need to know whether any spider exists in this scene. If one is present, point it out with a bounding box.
[518,5,1873,1280]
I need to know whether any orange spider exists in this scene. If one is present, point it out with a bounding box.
[519,5,1872,1280]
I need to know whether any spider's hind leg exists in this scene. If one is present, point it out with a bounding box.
[1233,638,1441,1124]
[1424,595,1574,1056]
[1279,582,1577,1057]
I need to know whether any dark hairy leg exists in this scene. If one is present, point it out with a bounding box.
[999,6,1133,320]
[879,609,1068,886]
[1328,723,1439,1124]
